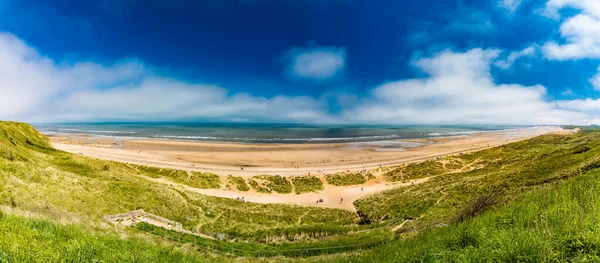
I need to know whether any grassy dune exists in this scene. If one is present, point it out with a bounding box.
[227,175,250,191]
[4,121,600,262]
[325,172,368,186]
[249,175,293,194]
[292,176,324,194]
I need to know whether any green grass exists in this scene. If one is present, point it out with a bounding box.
[0,210,213,262]
[248,178,272,193]
[227,175,250,191]
[355,132,600,230]
[134,165,221,189]
[249,175,293,194]
[7,121,600,262]
[329,169,600,262]
[135,222,393,258]
[384,158,459,181]
[292,176,324,194]
[0,122,363,243]
[325,172,367,186]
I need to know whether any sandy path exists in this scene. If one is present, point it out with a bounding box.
[141,172,429,211]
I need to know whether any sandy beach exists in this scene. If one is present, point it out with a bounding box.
[49,126,566,211]
[49,126,564,176]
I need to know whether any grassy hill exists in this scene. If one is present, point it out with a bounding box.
[3,121,600,262]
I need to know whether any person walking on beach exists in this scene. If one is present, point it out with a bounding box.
[340,197,344,203]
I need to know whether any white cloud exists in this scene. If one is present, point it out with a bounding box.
[0,33,599,125]
[500,0,523,13]
[543,0,600,19]
[590,66,600,91]
[561,89,574,97]
[340,49,590,125]
[494,45,537,69]
[0,32,331,123]
[284,45,346,80]
[542,1,600,60]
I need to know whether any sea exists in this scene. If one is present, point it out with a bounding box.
[33,122,527,144]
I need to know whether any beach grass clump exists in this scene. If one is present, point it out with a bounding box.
[291,176,324,194]
[248,178,272,193]
[325,172,366,186]
[134,165,220,189]
[227,175,250,191]
[249,175,292,194]
[384,160,447,182]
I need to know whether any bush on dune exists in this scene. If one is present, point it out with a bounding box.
[325,172,367,186]
[291,176,324,194]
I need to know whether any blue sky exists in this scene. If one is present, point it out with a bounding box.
[1,0,600,124]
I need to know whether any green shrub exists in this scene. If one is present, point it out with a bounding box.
[227,175,250,191]
[325,173,366,186]
[291,176,324,194]
[134,165,220,189]
[249,179,272,193]
[249,175,292,194]
[385,160,446,182]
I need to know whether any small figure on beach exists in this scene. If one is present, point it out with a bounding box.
[340,197,344,203]
[361,187,363,191]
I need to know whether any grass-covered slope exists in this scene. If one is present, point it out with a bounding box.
[329,169,600,262]
[0,121,375,261]
[6,121,600,262]
[0,209,211,262]
[355,132,600,230]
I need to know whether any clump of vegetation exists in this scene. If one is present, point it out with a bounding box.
[227,175,250,191]
[572,144,591,154]
[384,159,448,182]
[134,165,220,189]
[249,179,272,193]
[249,175,292,194]
[325,172,367,186]
[291,176,324,194]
